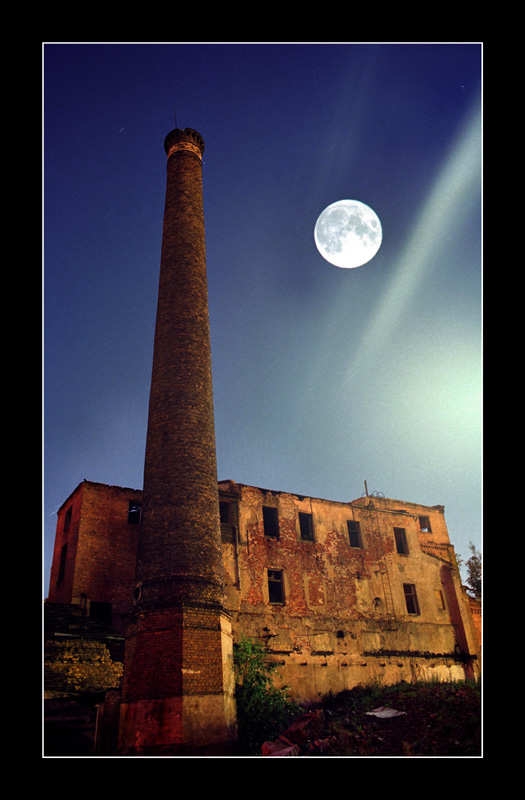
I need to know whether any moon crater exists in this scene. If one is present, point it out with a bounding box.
[315,199,382,269]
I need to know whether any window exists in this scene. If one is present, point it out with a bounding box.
[64,506,72,532]
[394,527,409,555]
[403,583,420,615]
[57,543,67,583]
[128,501,141,524]
[90,601,113,627]
[419,515,432,532]
[219,498,238,543]
[435,589,446,610]
[347,520,362,548]
[219,501,231,524]
[268,569,284,603]
[263,506,279,539]
[299,512,314,541]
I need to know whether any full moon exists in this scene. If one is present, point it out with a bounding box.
[314,199,382,269]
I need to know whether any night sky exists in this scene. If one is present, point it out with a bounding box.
[43,43,482,593]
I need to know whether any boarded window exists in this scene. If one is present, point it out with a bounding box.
[347,520,362,548]
[128,501,141,524]
[403,583,420,615]
[268,569,284,603]
[299,512,314,541]
[419,515,432,532]
[263,506,279,538]
[394,527,409,555]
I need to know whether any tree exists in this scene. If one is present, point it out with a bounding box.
[233,636,300,754]
[465,541,481,598]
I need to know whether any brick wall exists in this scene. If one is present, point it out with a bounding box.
[48,481,141,633]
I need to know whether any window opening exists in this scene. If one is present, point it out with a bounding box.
[394,527,409,555]
[268,569,284,603]
[263,506,279,538]
[128,501,141,524]
[219,501,231,525]
[64,506,72,532]
[57,543,67,583]
[90,601,113,627]
[419,515,432,532]
[347,520,362,548]
[403,583,420,615]
[299,512,314,541]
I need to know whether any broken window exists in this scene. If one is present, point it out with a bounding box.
[263,506,279,539]
[419,515,432,532]
[64,506,72,532]
[128,501,141,524]
[299,512,314,541]
[347,520,362,548]
[268,569,284,603]
[394,527,409,555]
[403,583,420,615]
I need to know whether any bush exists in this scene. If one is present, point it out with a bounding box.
[233,636,301,754]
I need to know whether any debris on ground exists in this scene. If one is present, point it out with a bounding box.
[258,681,481,757]
[365,706,406,718]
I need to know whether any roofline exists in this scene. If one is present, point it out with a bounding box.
[218,479,444,514]
[56,478,444,516]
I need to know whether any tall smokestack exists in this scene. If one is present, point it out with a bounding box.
[118,128,237,755]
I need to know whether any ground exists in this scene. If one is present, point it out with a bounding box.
[260,681,481,757]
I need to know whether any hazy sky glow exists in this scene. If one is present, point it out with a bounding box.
[43,43,482,592]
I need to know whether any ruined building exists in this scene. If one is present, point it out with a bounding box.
[44,127,480,756]
[46,477,480,753]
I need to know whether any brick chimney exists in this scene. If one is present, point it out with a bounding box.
[118,128,237,755]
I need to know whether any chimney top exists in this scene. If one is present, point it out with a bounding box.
[164,127,205,159]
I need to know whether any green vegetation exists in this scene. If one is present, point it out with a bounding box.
[233,636,301,755]
[232,637,481,756]
[458,541,482,598]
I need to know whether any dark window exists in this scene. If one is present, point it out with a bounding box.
[57,543,67,583]
[90,601,113,627]
[268,569,284,603]
[419,515,432,532]
[128,501,141,524]
[219,499,238,543]
[64,506,72,531]
[403,583,420,615]
[263,506,279,538]
[299,512,314,541]
[219,501,231,524]
[394,527,409,555]
[347,520,362,548]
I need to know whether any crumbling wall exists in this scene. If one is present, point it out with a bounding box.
[219,482,479,703]
[44,639,123,696]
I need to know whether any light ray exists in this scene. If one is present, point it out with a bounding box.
[349,95,481,377]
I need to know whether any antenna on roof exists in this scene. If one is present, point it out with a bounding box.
[364,480,369,497]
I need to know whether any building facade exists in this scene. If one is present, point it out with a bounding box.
[47,478,480,709]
